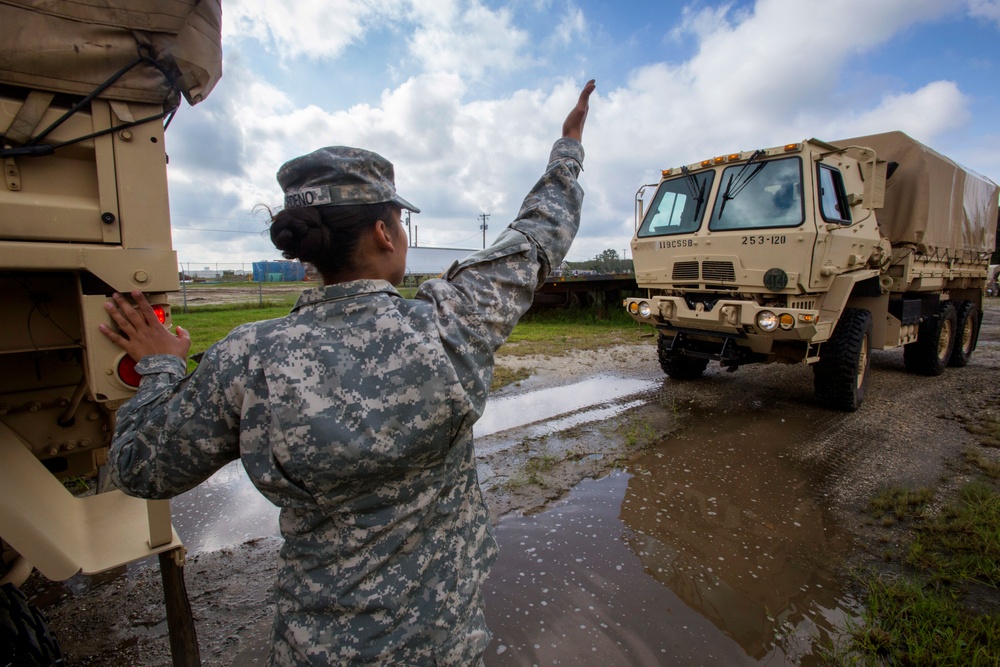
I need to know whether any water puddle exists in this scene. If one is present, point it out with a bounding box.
[483,410,855,665]
[164,374,657,554]
[475,375,658,439]
[169,461,280,553]
[30,373,857,666]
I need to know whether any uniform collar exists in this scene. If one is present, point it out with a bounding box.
[291,279,401,312]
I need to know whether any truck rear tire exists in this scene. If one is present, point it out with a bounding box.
[657,334,709,380]
[949,301,979,368]
[903,301,957,376]
[813,307,873,411]
[0,583,66,667]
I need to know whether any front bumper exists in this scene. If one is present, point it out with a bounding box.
[624,295,819,344]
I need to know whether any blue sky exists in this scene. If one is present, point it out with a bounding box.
[164,0,1000,268]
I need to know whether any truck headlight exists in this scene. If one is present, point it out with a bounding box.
[638,301,652,318]
[756,310,779,332]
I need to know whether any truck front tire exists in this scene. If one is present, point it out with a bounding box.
[657,334,709,380]
[949,301,979,368]
[904,301,957,376]
[813,307,873,411]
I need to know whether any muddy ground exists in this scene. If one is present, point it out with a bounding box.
[170,283,307,309]
[23,301,1000,665]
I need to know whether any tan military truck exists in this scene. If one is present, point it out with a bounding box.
[624,132,998,411]
[0,1,222,663]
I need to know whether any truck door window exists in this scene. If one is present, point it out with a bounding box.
[637,171,715,237]
[818,164,852,224]
[708,156,804,231]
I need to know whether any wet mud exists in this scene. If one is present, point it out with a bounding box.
[484,410,855,666]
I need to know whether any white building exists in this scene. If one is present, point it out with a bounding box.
[405,246,478,277]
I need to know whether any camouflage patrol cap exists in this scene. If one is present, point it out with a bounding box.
[277,146,420,213]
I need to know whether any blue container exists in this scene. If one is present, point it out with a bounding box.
[252,261,305,282]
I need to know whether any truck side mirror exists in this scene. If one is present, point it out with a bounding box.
[859,158,887,209]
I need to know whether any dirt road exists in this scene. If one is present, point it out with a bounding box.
[25,301,1000,665]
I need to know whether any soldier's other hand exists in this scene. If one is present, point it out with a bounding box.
[562,79,596,142]
[99,290,191,363]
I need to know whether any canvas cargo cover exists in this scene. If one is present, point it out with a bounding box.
[833,131,998,256]
[0,0,222,106]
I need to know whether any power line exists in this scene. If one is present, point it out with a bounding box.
[173,227,265,235]
[478,213,490,249]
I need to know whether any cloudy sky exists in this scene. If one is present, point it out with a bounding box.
[164,0,1000,269]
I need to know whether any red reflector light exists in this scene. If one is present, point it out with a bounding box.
[152,305,167,324]
[117,355,142,387]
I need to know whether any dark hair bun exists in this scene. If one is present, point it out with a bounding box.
[269,207,331,264]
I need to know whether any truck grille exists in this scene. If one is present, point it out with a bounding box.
[702,261,736,282]
[672,261,700,280]
[670,260,737,283]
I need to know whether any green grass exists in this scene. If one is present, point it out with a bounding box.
[843,576,1000,667]
[172,300,296,371]
[502,307,652,357]
[869,487,935,526]
[170,298,651,373]
[829,481,1000,665]
[906,481,1000,584]
[491,365,533,392]
[617,418,658,451]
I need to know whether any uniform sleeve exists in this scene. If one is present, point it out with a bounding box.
[109,338,245,499]
[415,137,584,412]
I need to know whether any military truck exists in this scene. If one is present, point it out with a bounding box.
[0,1,222,663]
[624,132,998,411]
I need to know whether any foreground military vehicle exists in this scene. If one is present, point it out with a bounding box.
[0,1,222,662]
[624,132,998,411]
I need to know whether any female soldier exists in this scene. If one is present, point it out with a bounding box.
[100,79,595,665]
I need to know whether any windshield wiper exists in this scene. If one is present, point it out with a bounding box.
[718,149,767,219]
[681,166,706,221]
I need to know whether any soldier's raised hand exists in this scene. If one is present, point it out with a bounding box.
[562,79,596,142]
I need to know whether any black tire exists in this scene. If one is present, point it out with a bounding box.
[949,301,980,368]
[813,307,873,412]
[0,583,66,667]
[657,333,709,380]
[903,301,957,376]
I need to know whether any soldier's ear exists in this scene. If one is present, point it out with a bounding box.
[372,219,396,252]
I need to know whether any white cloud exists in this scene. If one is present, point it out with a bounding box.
[222,0,401,59]
[406,2,534,79]
[818,81,971,143]
[554,5,588,46]
[168,0,994,265]
[968,0,1000,25]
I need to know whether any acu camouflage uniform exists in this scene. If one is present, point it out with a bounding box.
[110,137,585,666]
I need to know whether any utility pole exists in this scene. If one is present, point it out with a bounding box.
[478,213,490,249]
[404,210,412,247]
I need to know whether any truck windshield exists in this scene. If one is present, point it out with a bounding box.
[637,171,715,237]
[708,156,804,231]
